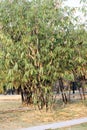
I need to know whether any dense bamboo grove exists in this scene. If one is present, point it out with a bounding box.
[0,0,87,110]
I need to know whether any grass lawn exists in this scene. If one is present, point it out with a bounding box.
[0,95,87,130]
[53,123,87,130]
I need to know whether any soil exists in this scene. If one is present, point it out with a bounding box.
[0,95,87,130]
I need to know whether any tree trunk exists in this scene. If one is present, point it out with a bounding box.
[78,87,83,100]
[68,87,71,101]
[20,89,24,103]
[59,78,67,104]
[82,87,86,100]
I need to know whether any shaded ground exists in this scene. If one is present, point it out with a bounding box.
[0,95,87,130]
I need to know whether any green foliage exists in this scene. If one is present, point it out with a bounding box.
[0,0,87,109]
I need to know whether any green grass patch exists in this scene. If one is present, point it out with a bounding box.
[53,123,87,130]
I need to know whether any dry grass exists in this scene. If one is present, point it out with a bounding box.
[0,95,87,130]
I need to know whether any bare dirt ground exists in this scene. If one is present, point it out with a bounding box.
[0,95,87,130]
[0,95,21,101]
